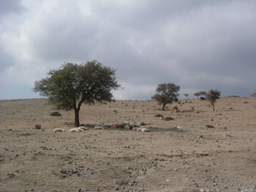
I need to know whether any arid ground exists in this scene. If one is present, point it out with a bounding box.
[0,97,256,192]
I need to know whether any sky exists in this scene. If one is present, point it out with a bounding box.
[1,0,256,100]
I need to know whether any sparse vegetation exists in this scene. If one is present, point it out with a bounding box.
[206,89,221,111]
[184,93,189,99]
[151,83,180,110]
[200,91,207,97]
[194,92,200,98]
[33,60,121,126]
[194,91,207,98]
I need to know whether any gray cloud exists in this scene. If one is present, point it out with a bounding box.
[0,45,15,73]
[1,0,256,100]
[0,0,26,17]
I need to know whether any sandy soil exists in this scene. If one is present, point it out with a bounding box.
[0,97,256,192]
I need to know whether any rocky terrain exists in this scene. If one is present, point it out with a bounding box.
[0,97,256,192]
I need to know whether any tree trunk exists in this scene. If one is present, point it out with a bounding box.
[74,108,80,127]
[73,99,81,127]
[212,104,215,111]
[162,103,166,111]
[74,99,85,127]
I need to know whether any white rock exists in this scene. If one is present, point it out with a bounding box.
[137,128,142,132]
[53,128,65,133]
[176,126,183,130]
[123,121,130,125]
[94,126,104,130]
[69,128,83,132]
[78,126,88,130]
[129,122,135,127]
[124,125,130,129]
[141,128,150,132]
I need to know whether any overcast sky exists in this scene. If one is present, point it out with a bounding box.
[1,0,256,100]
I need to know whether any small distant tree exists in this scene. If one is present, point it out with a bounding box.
[33,60,121,126]
[194,91,207,98]
[200,91,207,98]
[151,83,180,110]
[206,89,221,111]
[184,93,189,99]
[194,92,200,98]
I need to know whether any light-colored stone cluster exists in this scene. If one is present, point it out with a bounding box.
[53,121,153,133]
[53,128,65,133]
[113,120,141,129]
[133,127,150,132]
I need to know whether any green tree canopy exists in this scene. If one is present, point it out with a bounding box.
[206,89,221,111]
[33,60,121,126]
[200,91,207,97]
[151,83,180,110]
[194,91,207,98]
[194,92,200,98]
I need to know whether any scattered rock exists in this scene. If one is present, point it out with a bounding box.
[78,126,88,130]
[94,126,104,130]
[164,117,174,121]
[115,179,129,185]
[114,121,140,128]
[223,134,232,138]
[50,112,61,116]
[140,122,147,126]
[124,125,131,130]
[206,125,215,128]
[132,127,151,132]
[141,128,150,132]
[34,124,41,129]
[7,173,16,178]
[154,114,163,117]
[53,128,65,133]
[174,126,183,130]
[69,128,83,132]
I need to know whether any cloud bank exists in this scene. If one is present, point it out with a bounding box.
[1,0,256,100]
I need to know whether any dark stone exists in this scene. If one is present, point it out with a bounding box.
[34,124,41,129]
[50,112,61,116]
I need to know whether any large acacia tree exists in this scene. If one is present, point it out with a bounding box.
[151,83,180,110]
[33,60,121,126]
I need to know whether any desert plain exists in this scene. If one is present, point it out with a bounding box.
[0,96,256,192]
